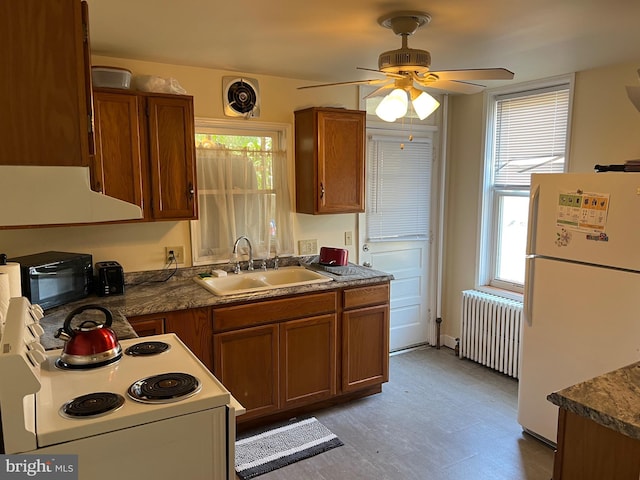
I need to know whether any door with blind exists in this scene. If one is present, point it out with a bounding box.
[358,134,434,351]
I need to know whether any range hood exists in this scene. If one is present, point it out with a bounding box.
[0,166,143,226]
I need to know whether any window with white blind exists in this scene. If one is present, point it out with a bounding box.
[480,78,572,292]
[366,136,432,241]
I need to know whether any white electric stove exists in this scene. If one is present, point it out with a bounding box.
[0,297,243,480]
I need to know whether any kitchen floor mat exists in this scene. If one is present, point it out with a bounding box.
[235,417,343,479]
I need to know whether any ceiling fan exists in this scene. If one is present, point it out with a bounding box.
[299,11,514,121]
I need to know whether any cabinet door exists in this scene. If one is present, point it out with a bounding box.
[146,95,197,220]
[342,304,389,392]
[295,108,365,214]
[92,89,147,214]
[214,324,279,421]
[554,409,640,480]
[316,109,365,213]
[164,308,213,371]
[0,0,91,167]
[280,314,337,409]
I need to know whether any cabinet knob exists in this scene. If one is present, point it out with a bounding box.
[320,182,325,199]
[188,183,195,198]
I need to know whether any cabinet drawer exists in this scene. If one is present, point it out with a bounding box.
[213,292,337,332]
[127,316,165,337]
[343,283,389,310]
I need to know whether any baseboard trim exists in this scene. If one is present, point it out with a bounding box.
[441,334,457,350]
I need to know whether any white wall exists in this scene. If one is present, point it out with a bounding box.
[441,60,640,341]
[0,55,362,271]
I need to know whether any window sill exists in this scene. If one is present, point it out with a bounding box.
[476,286,523,303]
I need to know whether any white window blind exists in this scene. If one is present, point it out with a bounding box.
[367,136,432,241]
[493,85,569,187]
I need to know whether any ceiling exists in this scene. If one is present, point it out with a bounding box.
[85,0,640,92]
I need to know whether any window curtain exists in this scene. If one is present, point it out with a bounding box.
[194,146,293,263]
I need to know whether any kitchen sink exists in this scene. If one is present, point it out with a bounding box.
[194,266,333,296]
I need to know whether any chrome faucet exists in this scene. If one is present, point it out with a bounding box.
[232,236,254,273]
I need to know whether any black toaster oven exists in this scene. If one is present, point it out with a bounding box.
[10,251,93,310]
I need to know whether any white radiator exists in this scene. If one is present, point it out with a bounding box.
[460,290,523,379]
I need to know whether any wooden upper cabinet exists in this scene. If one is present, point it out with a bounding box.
[0,0,92,167]
[92,89,146,213]
[91,89,197,221]
[147,95,197,220]
[294,107,365,214]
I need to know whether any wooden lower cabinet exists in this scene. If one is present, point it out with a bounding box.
[342,304,389,392]
[210,284,390,423]
[164,308,213,371]
[213,313,338,421]
[127,281,390,424]
[280,314,337,408]
[127,315,165,337]
[342,283,390,392]
[213,324,279,421]
[553,408,640,480]
[127,307,213,371]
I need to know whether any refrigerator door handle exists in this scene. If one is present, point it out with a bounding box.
[526,183,540,256]
[524,256,535,326]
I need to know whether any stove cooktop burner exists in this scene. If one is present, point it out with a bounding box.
[127,372,202,404]
[55,354,122,370]
[60,392,125,419]
[125,341,171,356]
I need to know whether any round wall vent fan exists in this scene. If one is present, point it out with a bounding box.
[223,77,260,118]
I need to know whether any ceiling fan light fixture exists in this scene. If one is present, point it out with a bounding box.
[376,88,408,122]
[410,89,440,120]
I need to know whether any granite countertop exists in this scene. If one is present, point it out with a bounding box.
[40,257,393,350]
[547,362,640,441]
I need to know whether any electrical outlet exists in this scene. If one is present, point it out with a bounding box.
[298,239,318,255]
[165,246,185,264]
[344,231,353,246]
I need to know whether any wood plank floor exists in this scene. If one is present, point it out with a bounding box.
[244,346,554,480]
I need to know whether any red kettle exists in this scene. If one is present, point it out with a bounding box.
[55,304,122,369]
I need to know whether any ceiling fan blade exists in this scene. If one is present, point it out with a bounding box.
[417,79,486,95]
[356,67,406,79]
[427,68,515,81]
[363,83,395,99]
[297,78,387,90]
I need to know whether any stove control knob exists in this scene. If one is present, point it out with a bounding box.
[27,349,47,366]
[28,342,45,354]
[29,304,44,321]
[28,323,45,338]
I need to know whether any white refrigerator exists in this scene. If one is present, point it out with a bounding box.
[517,172,640,445]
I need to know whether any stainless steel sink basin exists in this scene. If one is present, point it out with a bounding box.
[194,266,333,296]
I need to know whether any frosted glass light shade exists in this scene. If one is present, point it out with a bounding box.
[411,90,440,120]
[375,88,408,122]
